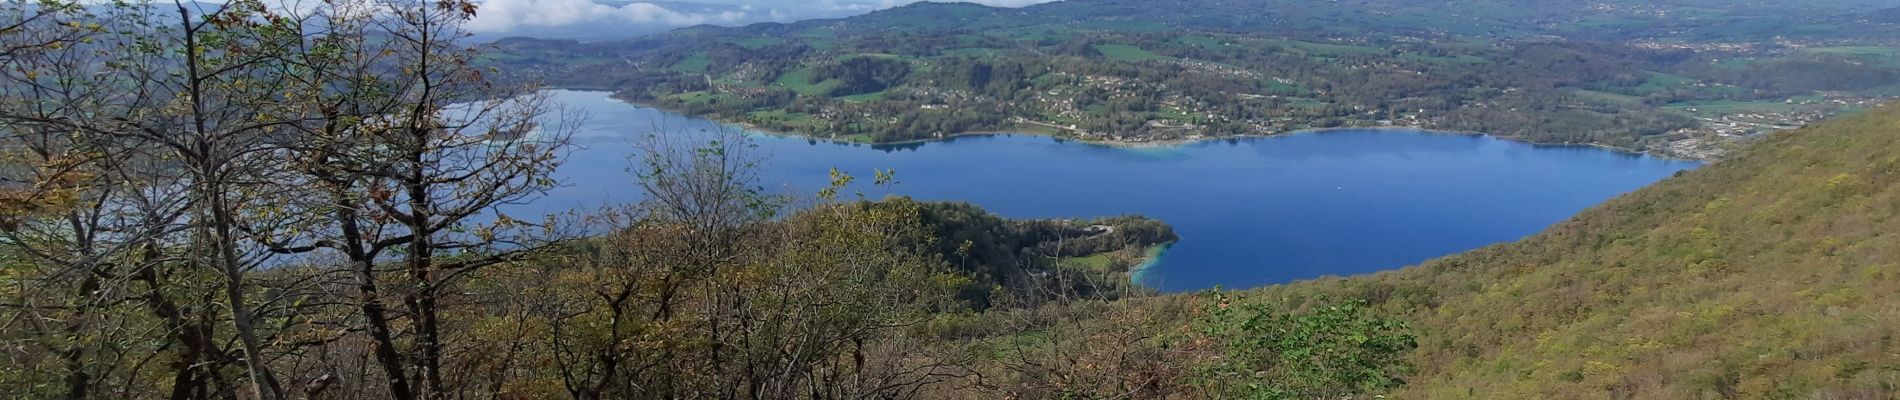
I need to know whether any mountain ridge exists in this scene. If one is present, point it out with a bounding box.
[490,0,1896,158]
[630,0,1897,43]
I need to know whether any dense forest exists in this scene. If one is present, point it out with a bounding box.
[488,0,1900,155]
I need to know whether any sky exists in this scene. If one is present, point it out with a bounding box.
[465,0,1059,39]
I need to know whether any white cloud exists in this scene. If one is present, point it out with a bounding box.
[461,0,1063,37]
[467,0,749,33]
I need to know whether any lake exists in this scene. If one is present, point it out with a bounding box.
[532,90,1700,292]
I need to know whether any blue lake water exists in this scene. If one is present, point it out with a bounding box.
[531,90,1700,292]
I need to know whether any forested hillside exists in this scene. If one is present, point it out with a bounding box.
[490,0,1899,157]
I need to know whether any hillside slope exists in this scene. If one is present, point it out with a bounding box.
[1251,104,1900,397]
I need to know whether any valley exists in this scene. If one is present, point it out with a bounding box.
[488,0,1900,160]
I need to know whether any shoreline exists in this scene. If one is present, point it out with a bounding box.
[1127,242,1174,289]
[584,90,1706,161]
[562,90,1701,292]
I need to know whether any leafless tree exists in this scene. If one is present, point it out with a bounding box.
[258,1,579,398]
[1,1,579,399]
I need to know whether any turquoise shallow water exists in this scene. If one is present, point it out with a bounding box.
[529,90,1700,292]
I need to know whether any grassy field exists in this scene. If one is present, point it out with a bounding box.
[1634,72,1694,94]
[838,91,887,102]
[1056,254,1114,271]
[774,68,843,97]
[668,53,711,73]
[1154,107,1202,124]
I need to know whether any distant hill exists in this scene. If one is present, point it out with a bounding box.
[491,0,1896,155]
[1244,104,1900,397]
[1875,7,1900,23]
[730,0,1893,41]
